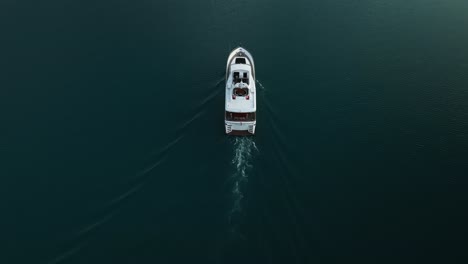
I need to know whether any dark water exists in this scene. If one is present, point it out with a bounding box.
[2,0,468,263]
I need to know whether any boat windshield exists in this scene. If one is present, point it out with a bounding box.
[225,111,256,121]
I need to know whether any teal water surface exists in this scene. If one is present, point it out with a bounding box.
[1,0,468,263]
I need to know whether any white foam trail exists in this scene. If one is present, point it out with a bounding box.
[228,137,258,232]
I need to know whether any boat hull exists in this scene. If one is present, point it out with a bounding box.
[225,47,256,136]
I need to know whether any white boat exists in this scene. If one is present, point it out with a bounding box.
[225,47,257,135]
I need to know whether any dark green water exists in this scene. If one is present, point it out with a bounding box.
[2,0,468,263]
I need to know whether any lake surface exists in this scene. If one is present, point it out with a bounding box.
[1,0,468,263]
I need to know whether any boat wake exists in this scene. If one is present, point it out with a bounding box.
[256,79,267,91]
[228,137,258,236]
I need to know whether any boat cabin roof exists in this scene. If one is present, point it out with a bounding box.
[230,64,251,72]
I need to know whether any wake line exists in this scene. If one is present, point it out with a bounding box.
[198,87,223,106]
[256,79,266,91]
[49,74,227,263]
[178,110,205,131]
[76,212,116,237]
[228,137,258,233]
[177,76,224,132]
[47,245,82,264]
[116,73,221,206]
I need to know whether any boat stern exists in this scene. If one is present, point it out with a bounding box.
[225,121,256,135]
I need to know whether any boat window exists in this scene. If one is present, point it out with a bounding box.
[235,58,246,64]
[225,111,256,121]
[233,72,241,83]
[242,72,249,84]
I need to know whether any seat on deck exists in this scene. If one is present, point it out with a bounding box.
[233,88,249,96]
